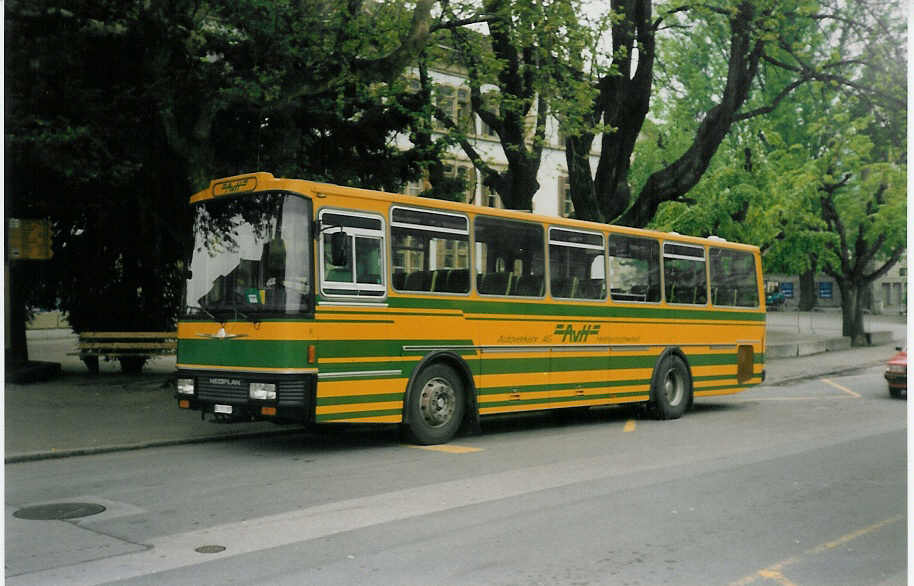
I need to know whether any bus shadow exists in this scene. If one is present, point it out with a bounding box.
[477,404,645,437]
[227,401,753,457]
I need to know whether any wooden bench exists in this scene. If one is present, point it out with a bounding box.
[73,331,178,373]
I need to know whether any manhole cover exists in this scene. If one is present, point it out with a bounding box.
[13,502,106,520]
[195,545,226,554]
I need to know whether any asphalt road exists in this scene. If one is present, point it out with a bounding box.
[5,366,906,585]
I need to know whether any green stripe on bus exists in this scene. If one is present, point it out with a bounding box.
[319,360,420,374]
[477,378,651,395]
[178,339,313,368]
[692,374,739,382]
[477,351,742,375]
[316,408,402,422]
[316,393,404,406]
[318,339,474,358]
[479,391,648,409]
[696,382,757,392]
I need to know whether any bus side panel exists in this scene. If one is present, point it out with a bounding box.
[313,303,476,424]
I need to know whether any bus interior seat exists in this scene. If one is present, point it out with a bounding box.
[512,275,543,297]
[551,277,572,298]
[446,269,469,293]
[404,270,431,291]
[431,269,450,292]
[479,272,512,295]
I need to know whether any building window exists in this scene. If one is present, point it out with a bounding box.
[479,92,499,138]
[403,179,426,197]
[817,281,833,300]
[435,85,474,134]
[403,162,476,203]
[483,184,504,209]
[443,161,477,204]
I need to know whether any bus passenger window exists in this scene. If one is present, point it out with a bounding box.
[391,207,470,294]
[355,237,382,285]
[319,210,386,298]
[323,233,352,283]
[710,248,759,307]
[474,216,544,297]
[549,228,605,300]
[608,235,661,303]
[663,243,707,305]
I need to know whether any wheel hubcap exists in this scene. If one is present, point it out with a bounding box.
[664,370,684,406]
[419,377,456,428]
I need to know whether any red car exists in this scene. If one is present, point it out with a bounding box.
[884,347,907,398]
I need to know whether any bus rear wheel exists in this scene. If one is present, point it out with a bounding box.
[649,354,691,420]
[405,364,465,445]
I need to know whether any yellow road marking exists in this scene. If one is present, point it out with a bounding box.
[408,444,484,454]
[730,514,904,585]
[756,569,797,586]
[821,377,861,398]
[623,419,637,432]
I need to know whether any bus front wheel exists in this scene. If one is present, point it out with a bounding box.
[405,363,465,445]
[649,354,691,420]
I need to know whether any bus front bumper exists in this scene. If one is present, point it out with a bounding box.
[175,370,315,424]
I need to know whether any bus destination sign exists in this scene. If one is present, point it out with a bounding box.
[213,176,257,197]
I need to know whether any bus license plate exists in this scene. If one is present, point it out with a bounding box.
[214,404,233,414]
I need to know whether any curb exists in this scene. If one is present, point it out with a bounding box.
[766,331,893,360]
[5,427,309,464]
[761,358,889,388]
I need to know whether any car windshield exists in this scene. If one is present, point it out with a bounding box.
[185,192,313,319]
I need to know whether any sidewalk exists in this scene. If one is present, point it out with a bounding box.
[5,311,907,463]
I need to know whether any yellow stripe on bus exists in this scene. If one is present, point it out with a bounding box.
[316,401,404,415]
[318,355,418,364]
[694,388,751,398]
[324,415,403,423]
[317,379,408,397]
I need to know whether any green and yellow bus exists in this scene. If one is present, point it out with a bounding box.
[175,172,766,444]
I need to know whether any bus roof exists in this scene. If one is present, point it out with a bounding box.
[190,172,760,253]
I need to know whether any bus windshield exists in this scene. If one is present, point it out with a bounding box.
[185,192,313,319]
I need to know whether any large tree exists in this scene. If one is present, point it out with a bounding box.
[649,4,906,344]
[426,0,597,210]
[5,0,445,336]
[563,0,900,228]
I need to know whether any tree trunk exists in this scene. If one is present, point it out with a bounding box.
[798,269,817,311]
[565,134,602,221]
[837,280,867,346]
[5,261,29,367]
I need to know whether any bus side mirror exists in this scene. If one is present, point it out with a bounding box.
[330,231,349,266]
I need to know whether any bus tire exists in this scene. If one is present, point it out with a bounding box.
[649,353,691,420]
[405,363,466,445]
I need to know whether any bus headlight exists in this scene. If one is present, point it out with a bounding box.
[250,382,277,400]
[177,378,195,395]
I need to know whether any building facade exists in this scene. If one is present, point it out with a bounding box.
[766,253,907,314]
[395,67,595,219]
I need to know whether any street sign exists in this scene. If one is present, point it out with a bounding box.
[8,218,52,260]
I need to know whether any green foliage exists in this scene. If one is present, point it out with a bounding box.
[5,0,438,332]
